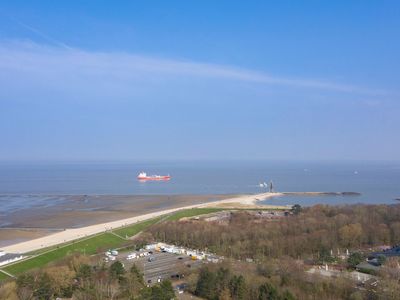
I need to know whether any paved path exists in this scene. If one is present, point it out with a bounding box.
[0,268,16,278]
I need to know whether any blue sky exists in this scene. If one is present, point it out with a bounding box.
[0,1,399,161]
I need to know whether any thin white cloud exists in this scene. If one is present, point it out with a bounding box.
[14,21,73,50]
[3,13,73,50]
[0,40,393,97]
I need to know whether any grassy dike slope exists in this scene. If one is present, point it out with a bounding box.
[0,208,227,279]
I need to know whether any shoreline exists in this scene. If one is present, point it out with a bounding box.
[282,191,361,196]
[0,194,243,247]
[2,192,283,254]
[0,194,239,228]
[1,191,361,254]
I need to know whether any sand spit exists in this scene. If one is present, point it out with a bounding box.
[0,194,238,246]
[1,194,238,229]
[2,193,282,254]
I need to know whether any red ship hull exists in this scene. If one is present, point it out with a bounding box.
[137,175,171,181]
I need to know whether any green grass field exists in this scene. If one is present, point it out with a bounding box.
[3,233,123,276]
[164,207,224,221]
[27,234,107,256]
[113,216,164,238]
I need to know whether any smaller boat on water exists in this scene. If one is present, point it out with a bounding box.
[137,172,171,181]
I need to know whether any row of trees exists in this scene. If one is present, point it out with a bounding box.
[148,204,400,260]
[187,259,364,300]
[190,256,400,300]
[195,266,295,300]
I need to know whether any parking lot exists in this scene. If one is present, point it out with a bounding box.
[116,250,203,284]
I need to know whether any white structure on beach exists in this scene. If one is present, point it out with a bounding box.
[0,250,25,267]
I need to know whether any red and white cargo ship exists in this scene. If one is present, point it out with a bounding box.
[137,172,171,181]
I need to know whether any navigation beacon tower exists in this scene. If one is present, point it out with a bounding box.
[269,180,274,193]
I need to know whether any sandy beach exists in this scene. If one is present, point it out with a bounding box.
[1,192,283,254]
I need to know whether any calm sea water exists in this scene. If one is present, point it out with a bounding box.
[0,161,399,211]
